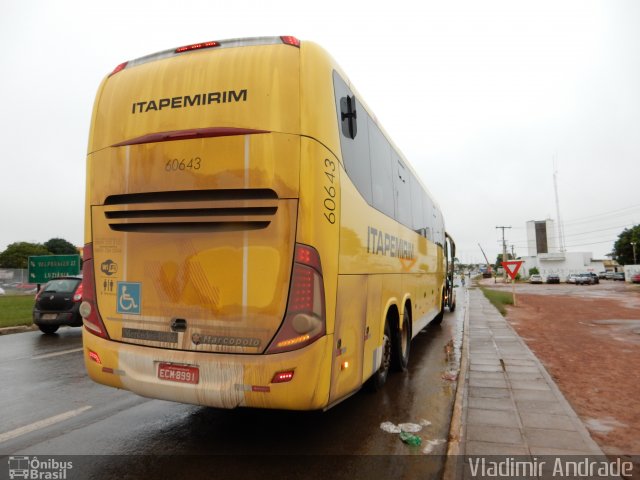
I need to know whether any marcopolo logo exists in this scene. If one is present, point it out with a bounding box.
[192,333,261,348]
[7,456,73,479]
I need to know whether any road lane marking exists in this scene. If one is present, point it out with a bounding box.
[31,347,83,360]
[0,406,92,444]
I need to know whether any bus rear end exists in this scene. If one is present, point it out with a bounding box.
[82,37,332,410]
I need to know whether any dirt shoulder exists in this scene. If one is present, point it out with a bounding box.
[500,285,640,456]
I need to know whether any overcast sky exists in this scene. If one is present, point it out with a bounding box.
[1,0,639,264]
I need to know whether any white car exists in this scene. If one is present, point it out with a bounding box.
[0,286,5,295]
[529,274,543,284]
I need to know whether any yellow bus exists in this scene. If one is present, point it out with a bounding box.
[81,36,456,410]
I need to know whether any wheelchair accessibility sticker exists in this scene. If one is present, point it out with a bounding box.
[117,282,141,315]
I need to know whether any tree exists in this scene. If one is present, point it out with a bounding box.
[0,242,49,268]
[494,253,514,270]
[613,225,640,265]
[44,238,79,255]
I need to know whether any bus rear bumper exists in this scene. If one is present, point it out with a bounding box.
[82,329,332,410]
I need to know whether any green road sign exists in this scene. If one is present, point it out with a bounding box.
[28,255,81,283]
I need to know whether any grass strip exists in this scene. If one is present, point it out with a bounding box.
[480,287,513,316]
[0,295,34,328]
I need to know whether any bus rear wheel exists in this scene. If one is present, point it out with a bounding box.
[392,309,411,372]
[368,321,392,391]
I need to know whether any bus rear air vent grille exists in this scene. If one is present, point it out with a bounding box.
[102,189,278,233]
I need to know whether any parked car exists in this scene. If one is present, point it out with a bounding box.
[612,272,625,281]
[15,283,38,293]
[546,274,560,284]
[598,271,608,279]
[576,273,595,285]
[631,273,640,284]
[576,273,594,285]
[587,272,599,284]
[568,273,592,285]
[604,271,615,280]
[529,274,543,284]
[32,276,83,334]
[0,286,5,295]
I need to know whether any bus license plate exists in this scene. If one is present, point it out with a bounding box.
[158,363,199,384]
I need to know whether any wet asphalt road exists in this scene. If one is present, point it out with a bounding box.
[0,288,465,480]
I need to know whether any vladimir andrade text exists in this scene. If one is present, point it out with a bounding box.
[467,456,633,478]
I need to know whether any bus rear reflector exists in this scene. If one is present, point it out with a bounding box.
[80,244,110,339]
[88,350,102,365]
[266,244,325,354]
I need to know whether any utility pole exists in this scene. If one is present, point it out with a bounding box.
[496,226,512,281]
[632,241,637,265]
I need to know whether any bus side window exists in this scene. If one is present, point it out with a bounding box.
[422,191,434,242]
[394,154,412,228]
[369,119,394,218]
[410,174,424,235]
[333,71,372,204]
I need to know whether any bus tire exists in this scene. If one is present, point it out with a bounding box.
[367,321,392,391]
[392,308,411,372]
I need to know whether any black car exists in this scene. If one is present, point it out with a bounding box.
[33,276,83,334]
[546,274,560,284]
[587,272,599,284]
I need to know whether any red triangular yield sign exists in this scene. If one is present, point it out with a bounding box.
[501,261,523,280]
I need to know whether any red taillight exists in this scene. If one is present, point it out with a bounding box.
[80,244,109,339]
[295,244,322,274]
[288,266,315,312]
[280,36,300,47]
[73,282,83,302]
[271,370,295,383]
[266,244,325,354]
[109,62,128,77]
[175,41,220,53]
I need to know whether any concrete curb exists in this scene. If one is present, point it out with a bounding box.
[443,286,470,480]
[0,324,37,335]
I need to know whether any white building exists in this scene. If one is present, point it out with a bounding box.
[520,219,604,281]
[623,264,640,282]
